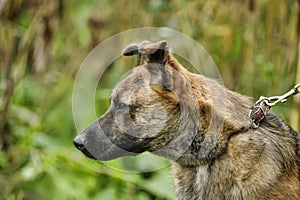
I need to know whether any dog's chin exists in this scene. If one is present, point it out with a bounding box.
[80,146,138,161]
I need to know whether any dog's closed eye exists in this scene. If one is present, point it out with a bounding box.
[128,104,139,120]
[129,104,139,111]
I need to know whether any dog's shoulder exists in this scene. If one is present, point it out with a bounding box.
[261,112,300,157]
[225,113,300,197]
[228,113,299,172]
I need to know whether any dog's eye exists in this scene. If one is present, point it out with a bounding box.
[128,105,139,120]
[129,104,138,112]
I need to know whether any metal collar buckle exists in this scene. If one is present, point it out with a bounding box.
[249,97,271,128]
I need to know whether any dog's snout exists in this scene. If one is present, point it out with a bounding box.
[73,135,84,150]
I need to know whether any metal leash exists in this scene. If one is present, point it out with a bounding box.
[249,83,300,128]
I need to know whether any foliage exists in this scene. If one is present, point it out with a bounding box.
[0,0,299,199]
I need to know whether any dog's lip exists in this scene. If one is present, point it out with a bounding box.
[74,138,97,160]
[80,146,97,160]
[82,145,139,161]
[74,135,139,161]
[77,141,124,161]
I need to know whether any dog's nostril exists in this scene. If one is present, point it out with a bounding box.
[73,135,85,150]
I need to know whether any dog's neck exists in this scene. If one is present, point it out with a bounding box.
[175,125,251,166]
[151,54,254,166]
[174,80,254,167]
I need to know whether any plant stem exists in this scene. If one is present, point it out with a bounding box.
[0,26,15,151]
[290,0,300,131]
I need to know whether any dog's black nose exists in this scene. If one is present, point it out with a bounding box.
[73,135,84,150]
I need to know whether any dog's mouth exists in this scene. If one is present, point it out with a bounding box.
[73,134,139,161]
[73,136,96,159]
[79,145,138,161]
[79,146,97,160]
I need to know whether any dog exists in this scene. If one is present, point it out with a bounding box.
[73,40,300,200]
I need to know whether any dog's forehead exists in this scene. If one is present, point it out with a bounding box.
[111,66,152,99]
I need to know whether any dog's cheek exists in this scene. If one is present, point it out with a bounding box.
[135,112,152,124]
[136,104,168,137]
[113,108,136,129]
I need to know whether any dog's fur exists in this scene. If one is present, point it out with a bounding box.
[74,41,300,200]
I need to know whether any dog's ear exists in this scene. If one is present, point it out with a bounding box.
[123,44,139,56]
[147,62,172,91]
[160,61,172,90]
[124,40,171,90]
[123,40,169,65]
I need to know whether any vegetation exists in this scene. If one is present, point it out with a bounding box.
[1,0,299,199]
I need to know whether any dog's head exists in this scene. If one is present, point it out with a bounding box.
[73,40,249,164]
[73,40,202,161]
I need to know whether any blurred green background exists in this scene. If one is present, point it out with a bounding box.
[1,0,300,199]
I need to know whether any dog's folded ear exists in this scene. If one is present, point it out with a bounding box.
[123,40,169,64]
[147,62,172,91]
[123,44,139,56]
[124,40,172,90]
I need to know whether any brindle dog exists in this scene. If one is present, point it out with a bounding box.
[73,40,300,200]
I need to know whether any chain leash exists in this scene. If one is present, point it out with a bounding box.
[249,83,300,128]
